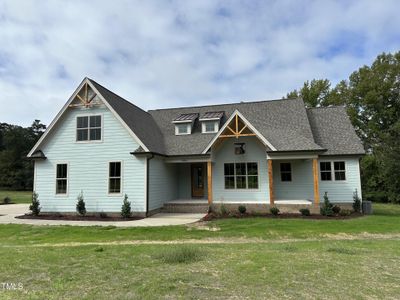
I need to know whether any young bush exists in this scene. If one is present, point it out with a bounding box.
[3,196,11,204]
[29,192,41,216]
[121,194,132,218]
[270,206,280,216]
[76,191,86,216]
[332,205,341,214]
[99,211,108,218]
[299,208,310,216]
[155,245,204,264]
[220,204,228,216]
[339,209,351,216]
[353,189,362,213]
[238,205,246,214]
[320,192,334,216]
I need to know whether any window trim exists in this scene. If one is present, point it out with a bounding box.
[201,121,219,134]
[223,161,260,190]
[319,160,347,182]
[55,162,69,196]
[279,162,292,182]
[108,161,123,196]
[75,114,104,143]
[175,123,192,135]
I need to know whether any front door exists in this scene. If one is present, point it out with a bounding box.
[191,163,205,198]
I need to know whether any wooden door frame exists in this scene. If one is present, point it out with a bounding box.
[191,163,205,198]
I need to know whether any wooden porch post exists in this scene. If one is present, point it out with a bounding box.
[268,159,274,205]
[312,158,320,206]
[207,161,213,204]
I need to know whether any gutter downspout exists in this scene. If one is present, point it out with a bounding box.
[146,153,155,217]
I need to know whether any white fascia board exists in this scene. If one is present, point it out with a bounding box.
[27,78,88,157]
[201,109,277,154]
[87,80,149,152]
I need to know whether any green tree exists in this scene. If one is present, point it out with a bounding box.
[286,79,333,107]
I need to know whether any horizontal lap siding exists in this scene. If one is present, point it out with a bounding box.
[319,157,361,203]
[273,160,313,200]
[148,157,178,210]
[35,106,146,213]
[212,137,269,203]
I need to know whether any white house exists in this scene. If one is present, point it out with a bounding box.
[28,78,364,216]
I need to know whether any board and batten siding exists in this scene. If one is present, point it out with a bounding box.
[34,105,146,213]
[272,159,314,200]
[148,157,178,211]
[212,136,269,203]
[318,157,362,203]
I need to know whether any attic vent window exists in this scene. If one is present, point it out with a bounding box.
[172,113,198,135]
[200,111,223,134]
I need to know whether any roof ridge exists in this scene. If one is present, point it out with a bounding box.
[307,105,346,110]
[148,97,303,112]
[88,78,152,116]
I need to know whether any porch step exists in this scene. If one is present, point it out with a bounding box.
[162,202,209,213]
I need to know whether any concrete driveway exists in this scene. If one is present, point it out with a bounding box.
[0,204,205,227]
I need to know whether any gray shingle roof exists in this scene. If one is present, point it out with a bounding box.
[148,98,324,155]
[90,79,364,156]
[89,79,165,154]
[307,107,365,155]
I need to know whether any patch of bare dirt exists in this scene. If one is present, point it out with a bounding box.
[16,214,143,222]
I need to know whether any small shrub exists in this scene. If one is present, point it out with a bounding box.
[29,192,41,216]
[155,245,204,264]
[3,196,11,204]
[121,194,132,218]
[320,192,334,216]
[339,209,351,216]
[238,205,246,214]
[99,211,108,218]
[208,204,216,214]
[76,191,86,216]
[332,205,341,214]
[353,189,362,213]
[270,206,280,216]
[94,247,104,252]
[220,204,228,216]
[299,208,310,216]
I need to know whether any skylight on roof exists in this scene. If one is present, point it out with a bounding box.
[172,113,199,123]
[199,111,224,121]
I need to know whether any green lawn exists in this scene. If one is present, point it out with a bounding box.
[0,203,399,299]
[0,190,32,204]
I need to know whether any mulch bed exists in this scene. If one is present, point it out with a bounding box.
[0,202,16,205]
[16,214,144,222]
[202,212,364,221]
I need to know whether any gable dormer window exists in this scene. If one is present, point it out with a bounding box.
[76,115,102,141]
[173,113,198,135]
[199,111,223,134]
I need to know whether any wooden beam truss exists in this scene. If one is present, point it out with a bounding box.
[220,114,256,139]
[68,82,98,108]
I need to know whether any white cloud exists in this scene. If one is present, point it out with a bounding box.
[0,0,399,126]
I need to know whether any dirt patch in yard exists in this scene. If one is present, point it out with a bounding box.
[202,212,364,221]
[16,214,144,222]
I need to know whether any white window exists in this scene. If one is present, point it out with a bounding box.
[202,121,218,133]
[56,164,68,194]
[109,162,121,194]
[320,161,346,181]
[77,115,102,141]
[175,123,191,135]
[224,162,258,189]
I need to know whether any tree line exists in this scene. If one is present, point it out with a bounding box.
[0,51,399,202]
[0,120,46,190]
[286,51,400,203]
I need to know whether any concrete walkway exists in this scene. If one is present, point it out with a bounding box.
[0,204,205,227]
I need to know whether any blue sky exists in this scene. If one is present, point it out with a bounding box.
[0,0,399,126]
